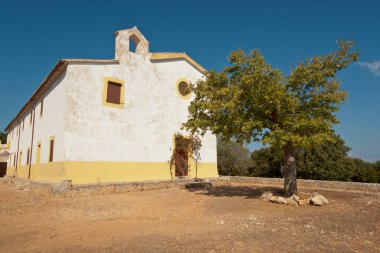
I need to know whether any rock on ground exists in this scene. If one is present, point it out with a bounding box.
[260,191,273,201]
[52,180,72,195]
[309,193,329,206]
[260,191,329,206]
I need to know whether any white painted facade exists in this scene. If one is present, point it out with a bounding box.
[5,27,218,184]
[64,58,216,163]
[7,73,66,166]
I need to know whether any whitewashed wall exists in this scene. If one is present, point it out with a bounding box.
[7,73,67,167]
[63,53,217,164]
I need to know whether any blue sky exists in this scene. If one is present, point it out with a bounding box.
[0,0,379,162]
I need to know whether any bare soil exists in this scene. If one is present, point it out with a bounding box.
[0,179,379,253]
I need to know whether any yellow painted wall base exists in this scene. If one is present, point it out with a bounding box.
[6,161,218,185]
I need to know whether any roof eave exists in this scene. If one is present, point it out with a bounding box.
[150,52,207,74]
[4,60,68,132]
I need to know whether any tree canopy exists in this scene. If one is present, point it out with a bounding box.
[183,41,358,196]
[296,135,354,181]
[217,138,253,176]
[248,136,380,183]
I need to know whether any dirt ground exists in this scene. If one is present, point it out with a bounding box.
[0,179,379,253]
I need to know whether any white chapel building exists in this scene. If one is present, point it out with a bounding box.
[5,27,218,184]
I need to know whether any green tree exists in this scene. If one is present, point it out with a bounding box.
[249,147,283,178]
[217,138,253,176]
[349,158,378,183]
[183,41,358,196]
[374,161,380,183]
[296,135,354,181]
[250,136,379,183]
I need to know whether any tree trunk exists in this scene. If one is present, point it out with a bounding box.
[283,145,297,197]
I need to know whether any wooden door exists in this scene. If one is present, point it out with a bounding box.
[174,137,189,177]
[0,163,6,177]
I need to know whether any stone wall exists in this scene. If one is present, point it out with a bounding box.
[221,176,380,192]
[4,175,379,197]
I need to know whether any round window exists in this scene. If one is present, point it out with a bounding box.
[178,81,191,97]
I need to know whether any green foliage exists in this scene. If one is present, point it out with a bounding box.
[169,133,202,179]
[349,158,378,183]
[373,161,380,183]
[217,138,253,176]
[296,136,354,181]
[183,41,358,149]
[249,136,379,183]
[183,41,358,194]
[249,147,283,178]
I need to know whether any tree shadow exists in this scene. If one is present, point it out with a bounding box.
[186,184,283,199]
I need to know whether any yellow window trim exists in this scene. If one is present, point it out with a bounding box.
[176,78,192,100]
[102,77,125,109]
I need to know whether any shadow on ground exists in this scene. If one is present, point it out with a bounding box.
[186,184,283,199]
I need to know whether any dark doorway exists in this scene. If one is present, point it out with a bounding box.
[0,162,7,177]
[174,136,189,177]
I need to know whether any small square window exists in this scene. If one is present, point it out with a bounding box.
[106,82,122,104]
[102,77,125,108]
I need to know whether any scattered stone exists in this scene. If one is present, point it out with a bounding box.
[309,196,323,206]
[309,194,329,206]
[269,196,288,204]
[291,194,300,202]
[298,199,309,206]
[52,180,72,195]
[286,198,298,206]
[217,221,225,225]
[277,196,288,204]
[269,196,278,203]
[298,192,311,199]
[261,191,328,207]
[260,191,273,200]
[313,194,329,204]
